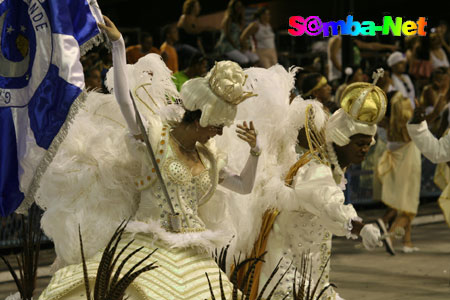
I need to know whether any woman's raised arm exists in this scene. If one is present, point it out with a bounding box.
[98,16,141,137]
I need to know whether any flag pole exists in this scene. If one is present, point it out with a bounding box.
[129,91,181,232]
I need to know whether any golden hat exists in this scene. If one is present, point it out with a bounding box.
[340,81,387,125]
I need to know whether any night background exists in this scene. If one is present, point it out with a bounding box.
[97,0,449,41]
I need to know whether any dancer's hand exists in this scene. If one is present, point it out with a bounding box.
[236,121,257,149]
[360,224,383,250]
[98,16,121,42]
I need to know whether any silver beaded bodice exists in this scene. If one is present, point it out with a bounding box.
[133,124,216,232]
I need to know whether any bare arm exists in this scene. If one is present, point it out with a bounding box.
[421,86,434,107]
[425,82,449,122]
[178,15,207,34]
[425,94,447,123]
[240,22,258,49]
[354,39,397,51]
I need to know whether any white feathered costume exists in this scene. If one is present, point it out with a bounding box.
[216,79,386,300]
[36,36,262,300]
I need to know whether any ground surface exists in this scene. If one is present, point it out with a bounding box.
[1,204,449,299]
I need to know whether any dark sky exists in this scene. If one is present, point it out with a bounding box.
[98,0,448,25]
[97,0,448,41]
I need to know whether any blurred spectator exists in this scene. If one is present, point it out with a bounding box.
[290,69,310,102]
[420,67,450,110]
[369,67,393,203]
[98,46,112,92]
[377,90,421,254]
[405,36,420,67]
[419,67,450,133]
[216,0,258,66]
[240,7,277,68]
[81,51,99,72]
[327,36,343,88]
[84,67,102,91]
[172,52,208,91]
[335,65,365,105]
[327,36,397,88]
[302,72,336,113]
[388,51,416,108]
[408,35,432,85]
[126,32,161,64]
[161,24,179,73]
[177,0,215,69]
[430,31,449,70]
[375,67,394,94]
[438,21,450,54]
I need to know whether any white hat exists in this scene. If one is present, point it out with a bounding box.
[181,61,256,127]
[387,51,406,67]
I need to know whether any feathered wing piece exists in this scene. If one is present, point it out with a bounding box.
[200,65,303,262]
[35,54,183,267]
[105,53,184,122]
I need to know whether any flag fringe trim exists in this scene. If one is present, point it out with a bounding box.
[16,91,88,214]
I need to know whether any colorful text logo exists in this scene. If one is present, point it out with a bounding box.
[288,16,427,37]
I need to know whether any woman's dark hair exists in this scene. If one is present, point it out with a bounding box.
[253,7,268,21]
[301,73,322,98]
[161,24,175,40]
[227,0,244,24]
[181,109,202,124]
[188,52,207,67]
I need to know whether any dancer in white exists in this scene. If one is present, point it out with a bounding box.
[37,16,261,300]
[216,70,386,299]
[258,81,385,300]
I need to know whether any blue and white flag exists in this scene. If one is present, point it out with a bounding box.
[0,0,104,216]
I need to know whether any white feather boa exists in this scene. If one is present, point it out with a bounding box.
[126,219,234,253]
[213,65,332,259]
[213,64,303,257]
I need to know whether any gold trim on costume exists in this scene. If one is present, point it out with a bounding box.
[134,83,161,115]
[231,208,280,300]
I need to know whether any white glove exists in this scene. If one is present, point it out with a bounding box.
[360,224,383,250]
